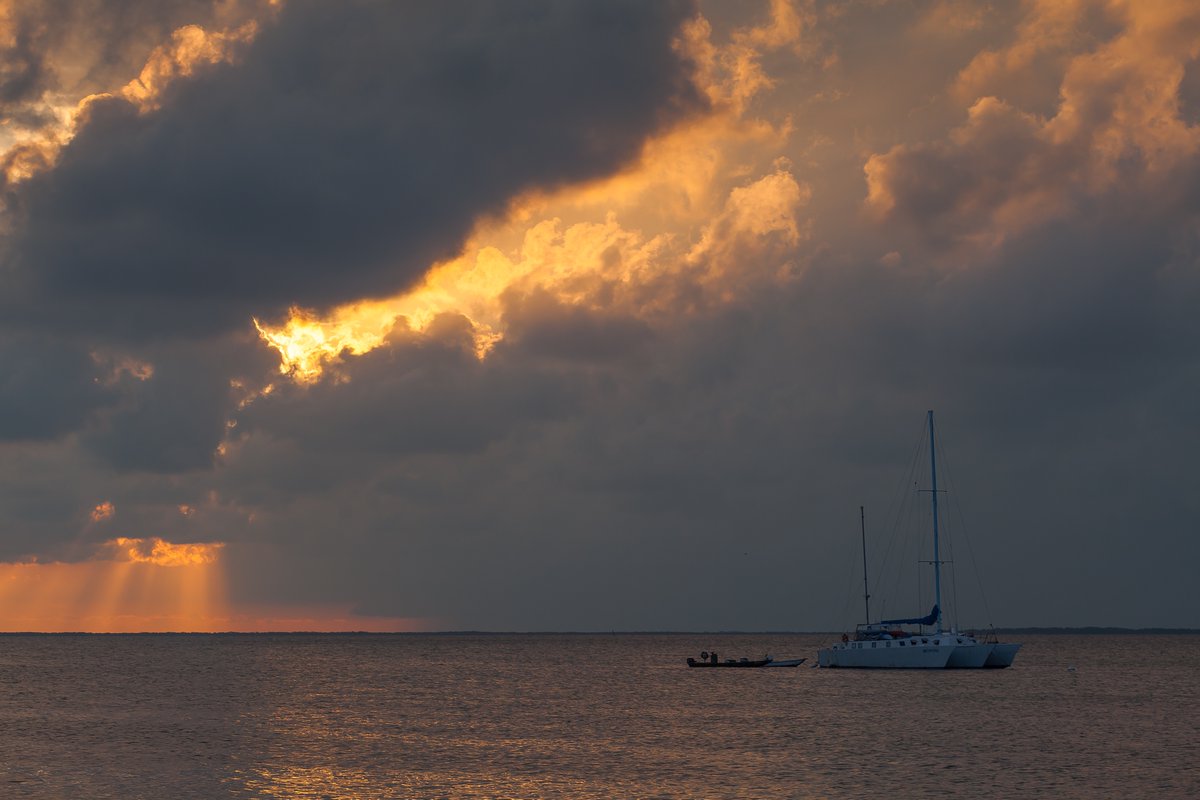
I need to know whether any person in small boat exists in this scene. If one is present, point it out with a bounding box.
[710,651,718,665]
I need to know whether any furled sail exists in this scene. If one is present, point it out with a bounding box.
[880,605,939,627]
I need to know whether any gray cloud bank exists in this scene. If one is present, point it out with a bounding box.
[0,0,1197,630]
[217,219,1199,630]
[0,0,702,467]
[3,0,704,339]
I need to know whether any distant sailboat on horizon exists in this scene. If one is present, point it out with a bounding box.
[817,410,1021,669]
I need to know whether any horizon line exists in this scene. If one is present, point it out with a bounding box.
[2,626,1197,636]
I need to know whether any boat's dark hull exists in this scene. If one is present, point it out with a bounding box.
[686,657,805,668]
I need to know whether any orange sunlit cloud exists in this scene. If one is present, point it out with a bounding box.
[253,6,806,384]
[90,501,116,523]
[253,298,437,383]
[254,163,809,383]
[106,536,224,567]
[866,0,1200,254]
[13,2,806,383]
[1,14,266,186]
[120,22,261,112]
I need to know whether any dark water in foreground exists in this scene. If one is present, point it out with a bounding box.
[0,633,1196,798]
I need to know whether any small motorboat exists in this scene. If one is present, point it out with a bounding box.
[686,651,806,668]
[763,657,807,667]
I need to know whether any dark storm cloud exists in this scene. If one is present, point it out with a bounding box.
[80,333,278,472]
[501,287,655,362]
[84,360,235,473]
[213,181,1200,630]
[950,220,1185,374]
[3,0,1197,632]
[0,442,96,559]
[0,334,112,441]
[864,98,1074,250]
[0,314,276,471]
[0,16,45,108]
[3,0,704,340]
[1181,59,1200,126]
[237,315,582,459]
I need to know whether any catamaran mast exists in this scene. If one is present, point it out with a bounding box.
[928,409,943,634]
[860,505,870,623]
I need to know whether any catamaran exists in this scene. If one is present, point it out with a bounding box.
[817,411,1020,669]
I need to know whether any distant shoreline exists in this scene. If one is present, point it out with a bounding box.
[985,626,1200,635]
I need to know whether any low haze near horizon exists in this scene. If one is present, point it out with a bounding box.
[0,0,1197,632]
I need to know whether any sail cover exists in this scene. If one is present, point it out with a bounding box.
[881,605,939,626]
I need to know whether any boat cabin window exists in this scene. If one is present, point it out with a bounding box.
[871,642,877,648]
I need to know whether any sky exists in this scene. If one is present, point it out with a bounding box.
[0,0,1197,632]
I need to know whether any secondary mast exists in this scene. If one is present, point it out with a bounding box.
[928,409,943,634]
[860,505,870,623]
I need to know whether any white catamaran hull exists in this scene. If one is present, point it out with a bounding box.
[946,640,994,668]
[983,643,1021,668]
[817,640,954,669]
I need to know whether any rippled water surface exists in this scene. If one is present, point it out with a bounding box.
[1,633,1196,798]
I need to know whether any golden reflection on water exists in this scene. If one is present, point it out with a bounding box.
[4,635,1197,798]
[217,635,808,800]
[234,763,620,799]
[236,766,381,800]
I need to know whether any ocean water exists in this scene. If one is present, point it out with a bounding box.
[0,633,1196,799]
